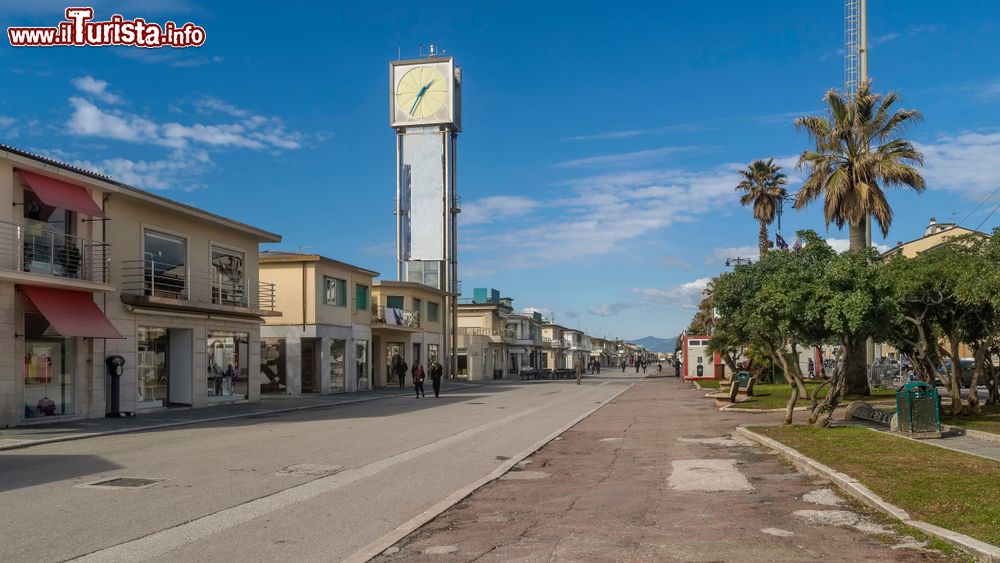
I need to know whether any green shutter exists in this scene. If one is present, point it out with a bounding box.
[337,279,347,306]
[356,284,368,310]
[386,296,404,309]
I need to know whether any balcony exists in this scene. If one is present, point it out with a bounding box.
[372,305,420,329]
[120,259,277,317]
[542,337,565,348]
[0,219,110,285]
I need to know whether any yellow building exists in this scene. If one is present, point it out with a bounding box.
[881,217,982,259]
[0,145,280,426]
[259,252,378,394]
[456,296,516,380]
[371,281,447,387]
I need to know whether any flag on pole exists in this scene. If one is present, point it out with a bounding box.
[792,236,803,251]
[775,233,789,250]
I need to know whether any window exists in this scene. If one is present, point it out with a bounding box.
[143,230,187,298]
[406,260,441,289]
[330,339,346,392]
[428,343,439,364]
[412,298,422,318]
[211,246,246,306]
[386,295,404,309]
[427,301,439,322]
[355,283,369,311]
[324,277,347,306]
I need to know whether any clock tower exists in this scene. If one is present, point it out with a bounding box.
[389,47,461,377]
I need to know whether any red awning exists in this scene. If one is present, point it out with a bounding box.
[19,170,106,218]
[21,286,123,339]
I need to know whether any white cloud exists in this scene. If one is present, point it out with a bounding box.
[588,302,633,317]
[917,131,1000,193]
[66,87,303,152]
[70,150,212,191]
[632,277,712,309]
[0,116,18,139]
[824,238,890,253]
[67,97,158,142]
[461,195,540,226]
[555,146,693,168]
[71,76,122,104]
[565,124,709,141]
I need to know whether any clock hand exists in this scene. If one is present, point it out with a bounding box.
[409,80,437,115]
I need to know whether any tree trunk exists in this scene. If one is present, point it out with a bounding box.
[758,221,769,258]
[775,346,805,424]
[969,345,985,413]
[843,222,872,396]
[809,345,846,427]
[949,337,964,416]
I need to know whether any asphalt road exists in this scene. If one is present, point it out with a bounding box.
[0,375,641,562]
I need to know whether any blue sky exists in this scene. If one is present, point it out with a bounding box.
[2,1,1000,340]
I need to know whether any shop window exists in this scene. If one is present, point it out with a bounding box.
[355,339,369,390]
[428,343,439,364]
[23,313,74,418]
[260,337,287,394]
[457,353,468,376]
[207,331,249,402]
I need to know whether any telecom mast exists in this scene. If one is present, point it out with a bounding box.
[847,0,876,365]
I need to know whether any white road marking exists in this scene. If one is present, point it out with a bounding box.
[667,459,753,491]
[70,398,574,563]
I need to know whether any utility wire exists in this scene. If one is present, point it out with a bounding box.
[957,184,1000,229]
[973,188,1000,232]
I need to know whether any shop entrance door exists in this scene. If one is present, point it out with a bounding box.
[386,342,404,385]
[301,338,319,393]
[137,327,169,407]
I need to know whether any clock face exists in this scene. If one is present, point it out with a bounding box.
[395,66,448,119]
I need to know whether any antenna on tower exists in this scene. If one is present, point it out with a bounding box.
[844,0,868,97]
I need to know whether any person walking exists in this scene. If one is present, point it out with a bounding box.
[574,356,584,385]
[391,355,407,390]
[642,361,647,374]
[411,360,426,398]
[635,360,640,374]
[429,358,444,398]
[621,361,626,373]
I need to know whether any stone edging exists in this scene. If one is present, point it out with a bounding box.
[721,405,812,413]
[736,425,1000,562]
[942,424,1000,445]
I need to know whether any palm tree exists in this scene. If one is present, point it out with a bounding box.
[736,159,788,257]
[793,80,925,251]
[794,80,925,396]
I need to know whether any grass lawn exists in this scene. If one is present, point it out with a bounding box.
[755,425,1000,547]
[941,404,1000,435]
[727,380,896,410]
[695,379,720,389]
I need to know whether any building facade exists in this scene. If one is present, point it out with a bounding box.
[456,292,516,380]
[259,252,377,395]
[0,146,280,427]
[371,281,447,387]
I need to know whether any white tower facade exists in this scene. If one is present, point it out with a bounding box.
[389,50,461,376]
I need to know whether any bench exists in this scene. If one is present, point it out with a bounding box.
[711,375,754,408]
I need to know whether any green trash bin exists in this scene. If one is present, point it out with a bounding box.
[895,381,940,434]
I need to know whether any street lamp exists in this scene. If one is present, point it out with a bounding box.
[725,257,753,267]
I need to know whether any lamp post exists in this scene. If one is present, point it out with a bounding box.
[725,257,753,267]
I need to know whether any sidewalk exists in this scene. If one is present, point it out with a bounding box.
[0,381,481,451]
[375,376,955,562]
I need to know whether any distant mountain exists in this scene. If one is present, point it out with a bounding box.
[630,336,677,354]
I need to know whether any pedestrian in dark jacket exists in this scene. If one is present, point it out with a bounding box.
[429,359,444,398]
[411,361,426,398]
[392,355,407,390]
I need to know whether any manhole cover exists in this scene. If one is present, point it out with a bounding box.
[82,477,164,489]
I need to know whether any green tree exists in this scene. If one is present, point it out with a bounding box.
[794,80,925,396]
[736,159,788,257]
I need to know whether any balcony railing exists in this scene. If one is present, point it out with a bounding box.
[464,326,515,338]
[542,337,565,348]
[372,305,420,328]
[120,259,276,312]
[0,219,110,283]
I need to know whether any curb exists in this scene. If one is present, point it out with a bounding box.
[341,376,646,563]
[736,426,1000,562]
[721,405,812,414]
[0,383,484,452]
[943,424,1000,445]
